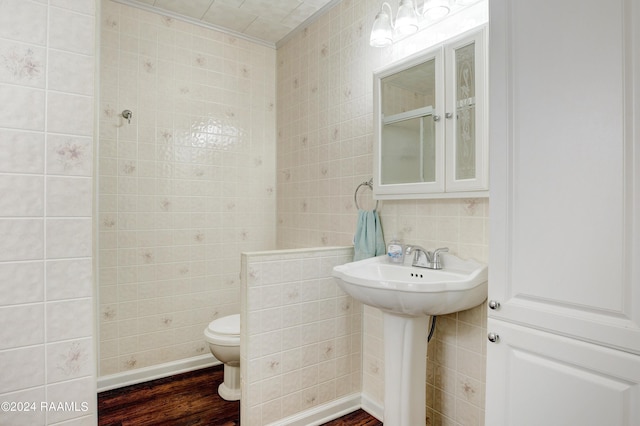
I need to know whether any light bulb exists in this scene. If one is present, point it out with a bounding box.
[370,4,394,47]
[395,0,419,37]
[424,0,450,20]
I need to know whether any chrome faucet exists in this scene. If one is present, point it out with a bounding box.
[404,245,449,270]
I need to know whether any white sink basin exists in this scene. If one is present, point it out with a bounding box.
[333,252,487,425]
[333,253,487,316]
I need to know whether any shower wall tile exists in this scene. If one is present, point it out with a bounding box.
[0,346,45,393]
[0,0,96,422]
[0,84,45,130]
[97,0,276,376]
[0,261,44,305]
[0,0,48,45]
[0,130,44,174]
[0,304,44,350]
[0,218,43,261]
[276,1,489,424]
[241,247,360,426]
[0,174,44,217]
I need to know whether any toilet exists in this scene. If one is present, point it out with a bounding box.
[204,314,241,401]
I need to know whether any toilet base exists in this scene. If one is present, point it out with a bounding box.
[218,364,241,401]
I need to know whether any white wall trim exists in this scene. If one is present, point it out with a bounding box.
[97,354,219,392]
[265,394,362,426]
[360,393,384,422]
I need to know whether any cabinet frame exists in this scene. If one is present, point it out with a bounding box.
[373,26,488,200]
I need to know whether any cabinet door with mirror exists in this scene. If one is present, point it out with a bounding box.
[374,27,487,199]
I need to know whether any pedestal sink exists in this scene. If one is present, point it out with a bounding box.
[333,253,487,426]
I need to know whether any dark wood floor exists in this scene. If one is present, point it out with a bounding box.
[98,365,382,426]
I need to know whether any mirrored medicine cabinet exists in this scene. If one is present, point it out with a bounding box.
[373,27,488,200]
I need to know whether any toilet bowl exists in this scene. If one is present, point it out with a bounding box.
[204,314,240,401]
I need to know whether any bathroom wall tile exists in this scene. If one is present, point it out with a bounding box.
[49,7,95,55]
[0,387,46,425]
[46,259,93,300]
[0,346,45,394]
[0,84,45,130]
[46,134,93,177]
[0,0,48,45]
[46,218,92,259]
[46,338,93,383]
[51,0,96,15]
[47,299,93,342]
[0,303,44,350]
[46,176,92,217]
[0,174,44,217]
[46,376,95,424]
[48,50,95,96]
[47,92,94,136]
[0,218,43,261]
[242,248,359,424]
[0,261,44,305]
[0,129,44,174]
[0,0,95,413]
[0,39,46,87]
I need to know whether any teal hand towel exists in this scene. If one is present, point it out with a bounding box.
[353,209,386,261]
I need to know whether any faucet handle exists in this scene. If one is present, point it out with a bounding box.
[430,247,449,269]
[432,247,449,257]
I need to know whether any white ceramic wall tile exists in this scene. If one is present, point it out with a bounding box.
[0,39,47,88]
[46,299,93,342]
[0,84,45,130]
[48,6,95,55]
[0,346,45,393]
[0,129,44,174]
[46,135,93,177]
[46,376,95,424]
[46,177,92,217]
[48,50,95,96]
[46,218,92,259]
[0,387,46,425]
[97,0,277,376]
[51,0,96,15]
[241,247,360,425]
[0,261,44,305]
[0,0,48,45]
[47,92,94,136]
[0,303,44,350]
[0,0,96,420]
[0,174,44,217]
[0,218,44,261]
[46,259,93,300]
[46,338,93,383]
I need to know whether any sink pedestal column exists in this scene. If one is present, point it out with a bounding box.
[383,313,430,426]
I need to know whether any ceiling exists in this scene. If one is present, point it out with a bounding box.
[115,0,340,47]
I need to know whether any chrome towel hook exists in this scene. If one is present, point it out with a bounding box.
[354,178,379,211]
[121,110,132,124]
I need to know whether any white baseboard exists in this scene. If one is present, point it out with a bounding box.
[360,393,384,422]
[266,394,362,426]
[97,354,220,392]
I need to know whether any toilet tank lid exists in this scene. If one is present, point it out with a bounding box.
[207,314,240,335]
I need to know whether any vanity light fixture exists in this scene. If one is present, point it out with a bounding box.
[371,0,461,48]
[370,1,421,47]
